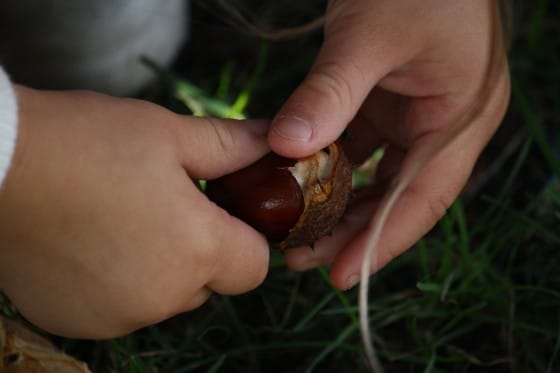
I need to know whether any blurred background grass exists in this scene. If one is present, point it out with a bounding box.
[4,0,559,371]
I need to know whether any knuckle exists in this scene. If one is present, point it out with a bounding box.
[380,246,400,270]
[197,207,231,268]
[309,62,355,112]
[427,192,455,222]
[182,288,213,311]
[408,181,458,224]
[205,117,237,159]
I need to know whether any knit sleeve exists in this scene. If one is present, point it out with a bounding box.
[0,66,18,189]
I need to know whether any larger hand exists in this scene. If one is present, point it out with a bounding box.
[0,86,271,338]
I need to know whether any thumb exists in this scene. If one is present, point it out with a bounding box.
[174,117,271,180]
[268,2,410,158]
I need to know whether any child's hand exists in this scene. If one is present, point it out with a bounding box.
[269,0,511,289]
[0,86,271,338]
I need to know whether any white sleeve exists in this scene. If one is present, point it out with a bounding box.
[0,66,18,189]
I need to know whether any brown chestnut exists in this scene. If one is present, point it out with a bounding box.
[205,142,352,250]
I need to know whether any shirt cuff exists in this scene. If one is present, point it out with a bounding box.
[0,67,18,189]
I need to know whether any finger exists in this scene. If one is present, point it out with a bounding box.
[179,287,213,312]
[163,187,271,299]
[284,190,378,271]
[268,2,419,158]
[169,117,272,294]
[123,178,271,318]
[328,71,511,290]
[203,202,271,295]
[173,117,271,179]
[329,142,478,290]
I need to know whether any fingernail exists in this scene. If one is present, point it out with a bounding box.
[272,115,312,142]
[345,274,360,290]
[246,120,270,136]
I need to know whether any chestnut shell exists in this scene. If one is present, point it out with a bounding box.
[278,143,352,250]
[206,142,353,250]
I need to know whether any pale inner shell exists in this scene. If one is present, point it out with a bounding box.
[288,149,333,206]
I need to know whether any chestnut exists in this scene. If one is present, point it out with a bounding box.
[205,142,352,250]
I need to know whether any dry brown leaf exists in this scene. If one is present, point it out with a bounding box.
[0,316,90,373]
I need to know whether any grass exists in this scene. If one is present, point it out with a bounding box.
[3,1,560,371]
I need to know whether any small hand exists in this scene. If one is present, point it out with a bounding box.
[0,86,271,338]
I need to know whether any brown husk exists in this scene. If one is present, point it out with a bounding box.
[0,316,90,372]
[274,142,352,250]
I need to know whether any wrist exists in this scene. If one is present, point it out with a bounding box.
[0,68,18,191]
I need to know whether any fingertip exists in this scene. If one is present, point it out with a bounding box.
[283,246,317,271]
[271,115,313,143]
[244,118,272,137]
[268,115,320,158]
[334,273,360,292]
[206,210,271,295]
[328,255,359,291]
[268,67,358,158]
[327,232,378,291]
